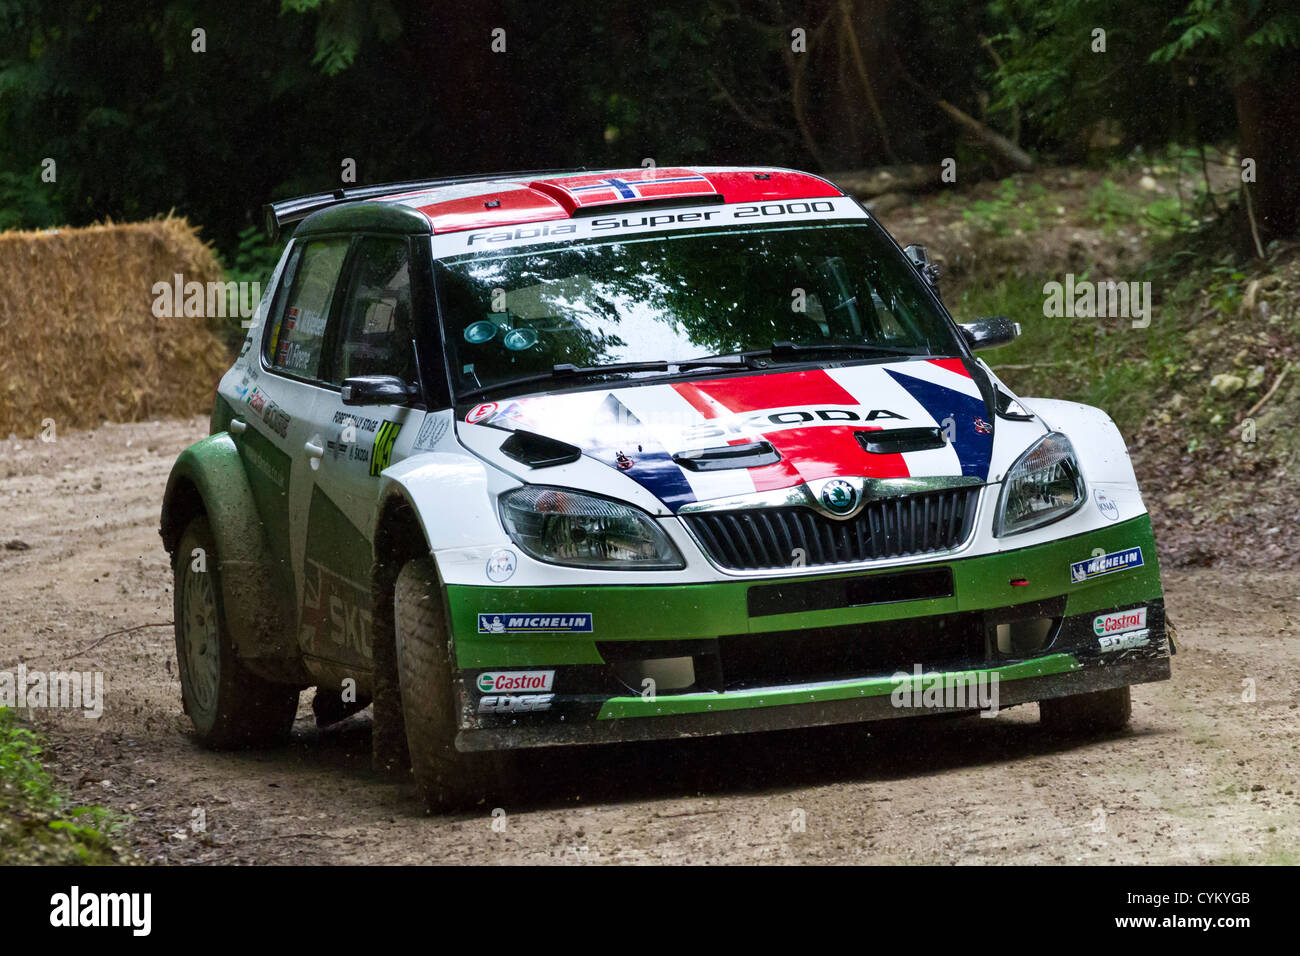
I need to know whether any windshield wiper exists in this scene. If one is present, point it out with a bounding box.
[675,354,769,371]
[457,344,920,403]
[765,341,926,359]
[458,361,671,401]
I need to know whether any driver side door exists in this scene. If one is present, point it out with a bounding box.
[298,235,420,675]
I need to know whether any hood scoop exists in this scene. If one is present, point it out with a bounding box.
[499,429,582,468]
[672,440,782,472]
[855,427,946,455]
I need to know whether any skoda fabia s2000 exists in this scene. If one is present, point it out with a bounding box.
[161,167,1171,808]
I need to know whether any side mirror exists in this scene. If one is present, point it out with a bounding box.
[958,316,1021,351]
[341,375,418,406]
[904,243,941,289]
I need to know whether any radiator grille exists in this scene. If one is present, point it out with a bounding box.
[682,487,981,571]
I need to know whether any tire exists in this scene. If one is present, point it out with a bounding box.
[172,515,299,748]
[1039,685,1131,735]
[394,557,502,811]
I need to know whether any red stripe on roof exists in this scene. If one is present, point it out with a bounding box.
[415,190,570,234]
[376,167,848,234]
[700,170,842,203]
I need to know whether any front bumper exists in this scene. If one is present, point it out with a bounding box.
[446,514,1170,751]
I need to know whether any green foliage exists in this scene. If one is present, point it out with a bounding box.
[0,708,129,864]
[986,0,1235,152]
[206,226,286,350]
[0,169,61,230]
[0,1,1293,256]
[280,0,402,76]
[226,225,286,288]
[960,179,1053,235]
[1084,178,1141,228]
[1151,0,1300,79]
[0,709,59,811]
[953,269,1187,438]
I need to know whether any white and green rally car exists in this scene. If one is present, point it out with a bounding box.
[161,166,1171,809]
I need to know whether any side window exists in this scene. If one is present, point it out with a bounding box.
[265,237,350,379]
[329,237,416,385]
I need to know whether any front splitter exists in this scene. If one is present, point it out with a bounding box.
[456,655,1170,752]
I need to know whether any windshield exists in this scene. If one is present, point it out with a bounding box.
[433,220,964,397]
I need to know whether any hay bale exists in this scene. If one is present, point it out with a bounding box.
[0,217,232,437]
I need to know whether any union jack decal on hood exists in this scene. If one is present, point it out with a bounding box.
[461,358,995,512]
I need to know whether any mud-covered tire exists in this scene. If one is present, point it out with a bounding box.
[1039,685,1132,735]
[394,557,502,811]
[172,515,299,748]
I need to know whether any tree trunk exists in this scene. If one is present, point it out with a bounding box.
[1233,64,1300,243]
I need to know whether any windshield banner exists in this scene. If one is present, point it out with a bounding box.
[431,196,870,258]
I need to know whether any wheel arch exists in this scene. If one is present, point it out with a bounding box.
[371,486,436,630]
[367,486,439,770]
[160,433,306,683]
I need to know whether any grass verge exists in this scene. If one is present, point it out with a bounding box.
[0,707,133,864]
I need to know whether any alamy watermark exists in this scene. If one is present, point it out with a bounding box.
[1043,274,1151,328]
[152,273,261,325]
[890,664,1000,716]
[50,886,150,936]
[0,665,103,718]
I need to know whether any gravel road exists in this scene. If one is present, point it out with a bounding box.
[1,419,1296,864]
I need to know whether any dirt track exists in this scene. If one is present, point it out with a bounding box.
[1,419,1297,864]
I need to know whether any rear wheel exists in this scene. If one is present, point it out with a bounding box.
[1039,685,1131,735]
[172,515,299,748]
[394,557,504,811]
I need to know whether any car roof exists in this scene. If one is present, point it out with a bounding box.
[288,166,844,238]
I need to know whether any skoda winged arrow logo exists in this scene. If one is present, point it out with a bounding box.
[820,479,859,515]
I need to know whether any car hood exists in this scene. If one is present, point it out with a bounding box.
[458,358,1004,513]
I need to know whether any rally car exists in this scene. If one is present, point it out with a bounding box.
[160,166,1171,809]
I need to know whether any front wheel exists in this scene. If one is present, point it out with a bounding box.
[394,557,504,811]
[1039,685,1131,735]
[172,515,299,748]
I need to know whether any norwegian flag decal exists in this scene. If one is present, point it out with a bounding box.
[536,169,716,209]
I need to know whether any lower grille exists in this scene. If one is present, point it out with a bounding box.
[682,487,981,571]
[592,599,1066,696]
[718,614,987,691]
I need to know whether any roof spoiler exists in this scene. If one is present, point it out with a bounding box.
[261,167,589,240]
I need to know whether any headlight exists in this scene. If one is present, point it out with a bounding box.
[994,432,1085,536]
[499,487,685,570]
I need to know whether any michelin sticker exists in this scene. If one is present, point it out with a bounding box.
[1070,546,1143,583]
[477,613,593,634]
[1094,489,1120,521]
